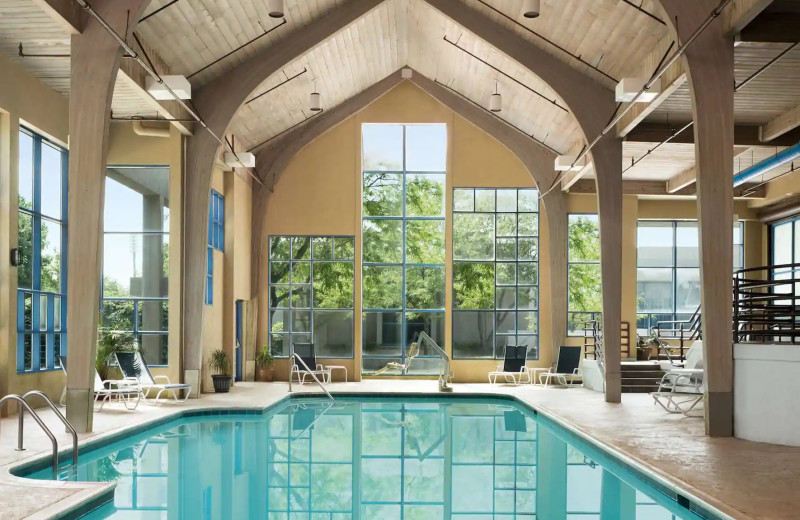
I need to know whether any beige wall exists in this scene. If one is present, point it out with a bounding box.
[0,52,70,410]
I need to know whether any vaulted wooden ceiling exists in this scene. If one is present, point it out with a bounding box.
[2,0,798,191]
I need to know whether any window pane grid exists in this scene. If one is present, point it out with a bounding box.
[453,188,540,360]
[567,214,601,336]
[269,235,355,358]
[16,128,67,373]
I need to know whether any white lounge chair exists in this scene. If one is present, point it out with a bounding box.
[60,355,140,410]
[489,346,532,385]
[115,351,192,404]
[652,341,704,415]
[291,343,331,383]
[539,345,582,386]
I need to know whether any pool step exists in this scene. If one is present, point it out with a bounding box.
[620,363,665,393]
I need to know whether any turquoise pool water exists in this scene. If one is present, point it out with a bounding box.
[24,397,717,520]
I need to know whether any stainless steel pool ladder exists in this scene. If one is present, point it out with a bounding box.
[0,391,78,473]
[417,331,453,392]
[288,352,335,401]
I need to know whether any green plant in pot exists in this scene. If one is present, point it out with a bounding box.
[209,349,233,393]
[255,346,275,382]
[96,331,137,386]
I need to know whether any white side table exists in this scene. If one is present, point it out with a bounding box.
[326,365,348,382]
[527,368,550,385]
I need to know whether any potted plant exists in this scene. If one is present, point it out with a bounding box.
[209,349,233,393]
[96,331,136,385]
[255,345,275,382]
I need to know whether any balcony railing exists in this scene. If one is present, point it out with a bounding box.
[734,263,800,344]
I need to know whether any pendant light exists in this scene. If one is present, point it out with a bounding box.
[523,0,540,18]
[310,79,322,112]
[489,82,502,112]
[268,0,284,18]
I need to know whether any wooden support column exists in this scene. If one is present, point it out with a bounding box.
[593,138,623,403]
[66,0,149,432]
[657,0,735,436]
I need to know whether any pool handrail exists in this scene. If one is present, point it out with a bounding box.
[289,351,334,401]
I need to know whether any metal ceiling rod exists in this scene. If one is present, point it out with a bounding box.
[246,67,308,105]
[247,109,326,154]
[110,116,196,122]
[620,0,666,26]
[475,0,618,84]
[139,0,181,23]
[73,0,263,185]
[187,19,287,79]
[433,79,562,155]
[621,120,693,174]
[735,42,799,92]
[541,0,733,198]
[442,36,569,113]
[19,42,133,58]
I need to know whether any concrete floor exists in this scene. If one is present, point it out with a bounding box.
[1,382,799,519]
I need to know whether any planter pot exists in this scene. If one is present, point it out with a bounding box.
[636,347,651,361]
[258,368,274,382]
[212,374,233,393]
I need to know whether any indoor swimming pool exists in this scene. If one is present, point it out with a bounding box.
[20,396,721,519]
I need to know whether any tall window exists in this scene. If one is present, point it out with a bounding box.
[101,167,170,366]
[17,128,68,373]
[205,189,224,305]
[567,214,601,336]
[637,220,744,334]
[452,188,540,359]
[268,235,355,358]
[361,124,447,374]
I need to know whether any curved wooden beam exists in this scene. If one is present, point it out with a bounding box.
[180,0,385,386]
[654,0,735,437]
[422,0,622,400]
[250,69,568,362]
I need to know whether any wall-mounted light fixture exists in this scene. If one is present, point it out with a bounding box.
[268,0,284,18]
[489,81,502,112]
[10,248,20,267]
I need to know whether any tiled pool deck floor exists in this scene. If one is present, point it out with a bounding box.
[1,382,799,519]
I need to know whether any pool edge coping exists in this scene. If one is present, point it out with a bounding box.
[1,389,752,520]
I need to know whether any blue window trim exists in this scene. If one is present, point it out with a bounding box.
[566,213,602,337]
[205,190,224,305]
[17,127,68,374]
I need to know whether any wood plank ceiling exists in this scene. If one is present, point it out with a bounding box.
[2,0,798,188]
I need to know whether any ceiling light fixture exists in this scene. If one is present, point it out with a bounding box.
[522,0,540,18]
[146,75,191,100]
[268,0,284,18]
[489,81,502,112]
[310,79,322,112]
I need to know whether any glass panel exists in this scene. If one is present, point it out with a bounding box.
[675,221,699,267]
[405,312,445,350]
[271,236,291,260]
[293,310,311,332]
[292,237,311,260]
[453,311,494,358]
[363,266,402,309]
[362,312,402,355]
[405,220,445,264]
[675,268,701,313]
[102,234,168,298]
[453,214,494,260]
[637,222,674,267]
[270,262,290,285]
[53,296,61,331]
[568,264,601,314]
[517,262,538,285]
[496,189,517,212]
[139,334,169,366]
[496,263,516,285]
[334,237,355,260]
[291,286,311,308]
[405,266,445,309]
[518,238,538,261]
[496,214,516,236]
[18,131,34,209]
[23,334,33,371]
[268,285,290,309]
[518,189,539,212]
[568,215,600,262]
[23,293,33,331]
[40,142,62,219]
[453,262,494,310]
[496,238,516,261]
[17,212,33,289]
[313,310,353,357]
[313,262,354,308]
[517,312,538,333]
[104,173,169,233]
[568,312,596,336]
[38,294,48,331]
[270,333,287,356]
[363,173,403,217]
[496,288,516,310]
[518,213,538,236]
[363,124,403,171]
[363,219,402,263]
[475,189,495,212]
[454,188,474,211]
[405,124,446,171]
[405,174,445,217]
[291,261,310,284]
[637,268,673,313]
[270,309,290,333]
[312,237,332,259]
[138,300,168,332]
[40,220,61,292]
[518,287,538,310]
[101,300,135,330]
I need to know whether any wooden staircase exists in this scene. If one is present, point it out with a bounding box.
[621,362,665,393]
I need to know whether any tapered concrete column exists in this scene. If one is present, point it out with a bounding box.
[544,191,568,361]
[594,138,624,403]
[656,0,735,437]
[65,0,150,432]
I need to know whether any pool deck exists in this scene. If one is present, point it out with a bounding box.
[1,382,799,519]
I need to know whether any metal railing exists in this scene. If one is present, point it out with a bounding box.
[734,263,800,343]
[651,305,702,362]
[0,394,65,474]
[416,332,452,392]
[21,391,78,467]
[288,352,334,401]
